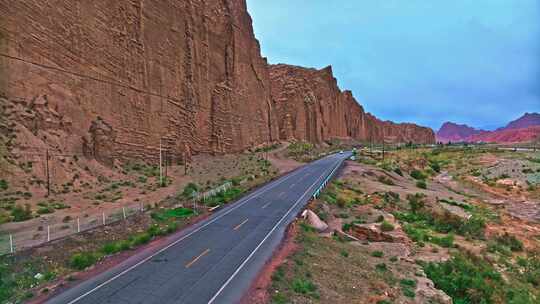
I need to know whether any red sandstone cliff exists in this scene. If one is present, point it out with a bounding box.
[0,0,277,161]
[0,0,434,167]
[269,64,435,144]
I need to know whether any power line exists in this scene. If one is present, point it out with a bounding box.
[0,52,270,125]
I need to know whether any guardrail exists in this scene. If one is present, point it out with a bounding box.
[312,155,346,199]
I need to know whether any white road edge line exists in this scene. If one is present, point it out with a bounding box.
[64,164,309,304]
[207,157,343,304]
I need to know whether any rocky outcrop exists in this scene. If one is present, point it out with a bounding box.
[436,122,482,143]
[82,117,116,167]
[269,64,435,144]
[0,0,434,167]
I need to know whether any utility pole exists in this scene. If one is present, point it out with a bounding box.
[164,149,168,180]
[45,149,50,197]
[159,138,163,187]
[382,140,385,161]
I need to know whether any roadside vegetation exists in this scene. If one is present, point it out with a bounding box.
[268,145,540,303]
[0,152,279,303]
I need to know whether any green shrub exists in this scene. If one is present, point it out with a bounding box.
[131,233,152,246]
[423,253,502,303]
[377,175,395,186]
[371,251,384,258]
[402,287,416,298]
[182,183,199,198]
[410,170,426,180]
[70,252,99,270]
[37,207,54,215]
[431,234,454,248]
[380,220,395,232]
[394,167,403,176]
[292,278,317,295]
[101,242,122,255]
[151,207,194,222]
[400,278,417,288]
[429,161,441,173]
[0,179,8,191]
[375,263,387,271]
[517,255,540,287]
[494,233,523,252]
[382,192,400,205]
[11,204,32,222]
[407,193,426,213]
[271,293,288,304]
[204,187,244,207]
[416,180,427,189]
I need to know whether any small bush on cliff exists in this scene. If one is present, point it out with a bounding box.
[0,179,8,191]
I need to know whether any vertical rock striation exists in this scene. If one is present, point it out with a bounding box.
[0,0,434,166]
[0,0,277,161]
[269,64,435,144]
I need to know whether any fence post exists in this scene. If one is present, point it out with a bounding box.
[77,218,80,233]
[9,234,13,254]
[140,202,144,212]
[47,225,50,242]
[102,212,106,225]
[123,207,126,220]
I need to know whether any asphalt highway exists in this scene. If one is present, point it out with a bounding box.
[46,152,352,304]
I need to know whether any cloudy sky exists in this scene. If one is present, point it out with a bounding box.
[246,0,540,131]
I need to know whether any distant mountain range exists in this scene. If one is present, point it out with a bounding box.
[436,113,540,143]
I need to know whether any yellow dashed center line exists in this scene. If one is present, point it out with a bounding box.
[262,202,272,209]
[233,218,249,231]
[185,249,210,268]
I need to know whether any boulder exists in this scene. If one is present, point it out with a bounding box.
[350,223,408,243]
[302,209,328,232]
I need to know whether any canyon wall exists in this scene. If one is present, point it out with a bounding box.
[0,0,277,161]
[0,0,434,166]
[269,64,435,144]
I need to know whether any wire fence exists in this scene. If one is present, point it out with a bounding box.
[192,182,232,202]
[0,180,236,255]
[0,202,145,255]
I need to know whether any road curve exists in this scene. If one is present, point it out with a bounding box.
[46,152,352,304]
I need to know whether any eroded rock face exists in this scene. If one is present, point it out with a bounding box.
[0,0,277,161]
[0,0,434,167]
[269,64,435,144]
[83,117,116,167]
